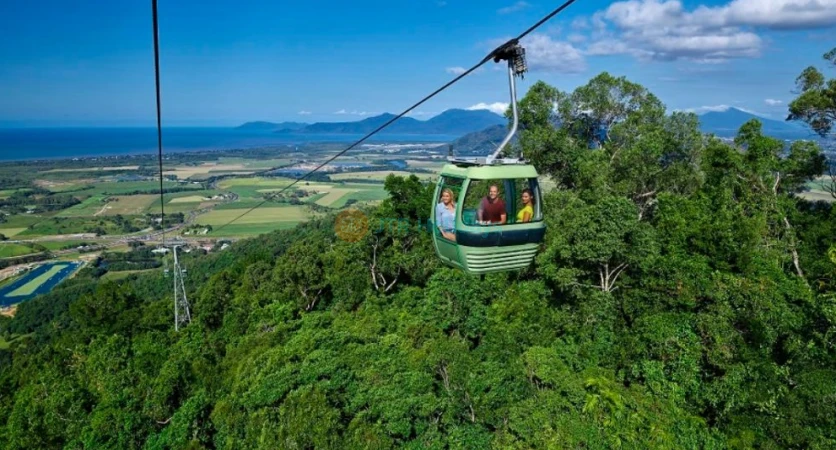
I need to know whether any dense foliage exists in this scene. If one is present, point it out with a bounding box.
[1,72,835,449]
[787,47,836,139]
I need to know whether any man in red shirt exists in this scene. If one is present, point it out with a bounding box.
[477,184,506,225]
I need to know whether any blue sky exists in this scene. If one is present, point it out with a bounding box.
[1,0,834,127]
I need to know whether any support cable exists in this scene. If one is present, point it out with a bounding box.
[213,0,580,234]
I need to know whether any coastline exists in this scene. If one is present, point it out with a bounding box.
[0,127,458,163]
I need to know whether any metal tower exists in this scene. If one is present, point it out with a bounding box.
[172,245,191,331]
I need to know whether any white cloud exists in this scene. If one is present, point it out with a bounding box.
[571,17,590,29]
[520,34,587,73]
[567,33,587,44]
[691,104,734,113]
[583,0,836,64]
[445,66,486,75]
[467,102,509,115]
[298,110,312,115]
[764,98,783,106]
[678,104,761,115]
[406,110,437,117]
[334,110,375,116]
[498,1,530,14]
[707,0,836,29]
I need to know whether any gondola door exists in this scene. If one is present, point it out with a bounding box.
[431,175,465,268]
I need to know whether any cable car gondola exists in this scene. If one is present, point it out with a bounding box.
[430,42,545,274]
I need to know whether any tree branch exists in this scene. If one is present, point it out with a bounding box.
[610,263,629,288]
[384,269,399,292]
[438,362,451,395]
[783,216,806,282]
[599,265,606,291]
[827,166,836,199]
[773,172,781,195]
[369,239,380,291]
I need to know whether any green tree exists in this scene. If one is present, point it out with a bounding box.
[787,46,836,200]
[537,192,657,294]
[787,47,836,138]
[517,74,704,218]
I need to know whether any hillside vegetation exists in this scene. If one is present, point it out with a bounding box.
[1,61,836,449]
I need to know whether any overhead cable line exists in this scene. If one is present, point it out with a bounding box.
[212,0,579,234]
[152,0,166,246]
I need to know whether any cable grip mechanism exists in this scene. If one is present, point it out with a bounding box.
[491,39,527,78]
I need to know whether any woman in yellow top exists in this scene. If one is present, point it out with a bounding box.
[516,188,534,223]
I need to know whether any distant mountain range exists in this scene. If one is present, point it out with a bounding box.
[236,107,817,158]
[446,107,818,156]
[697,107,811,139]
[236,109,506,136]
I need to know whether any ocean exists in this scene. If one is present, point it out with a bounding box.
[0,127,457,162]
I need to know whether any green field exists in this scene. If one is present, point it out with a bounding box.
[140,189,224,214]
[200,205,310,225]
[0,155,443,242]
[0,243,37,258]
[216,177,389,210]
[42,182,93,193]
[332,187,391,207]
[200,205,315,236]
[57,194,159,217]
[170,195,211,204]
[217,177,298,199]
[38,240,94,251]
[0,228,26,238]
[0,188,30,199]
[15,216,144,238]
[212,199,269,210]
[82,180,201,196]
[315,188,359,207]
[0,215,48,238]
[205,222,301,236]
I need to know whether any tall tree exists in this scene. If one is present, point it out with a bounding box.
[517,75,704,219]
[787,47,836,199]
[787,47,836,138]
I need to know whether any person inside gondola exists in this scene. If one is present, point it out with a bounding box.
[477,184,506,225]
[436,188,456,241]
[517,188,534,223]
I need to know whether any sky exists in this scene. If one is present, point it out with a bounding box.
[1,0,834,127]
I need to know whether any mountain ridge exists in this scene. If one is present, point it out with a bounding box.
[236,109,506,136]
[237,106,816,143]
[697,107,810,139]
[447,106,818,157]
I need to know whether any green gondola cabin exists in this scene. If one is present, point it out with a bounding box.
[430,162,545,274]
[429,41,546,274]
